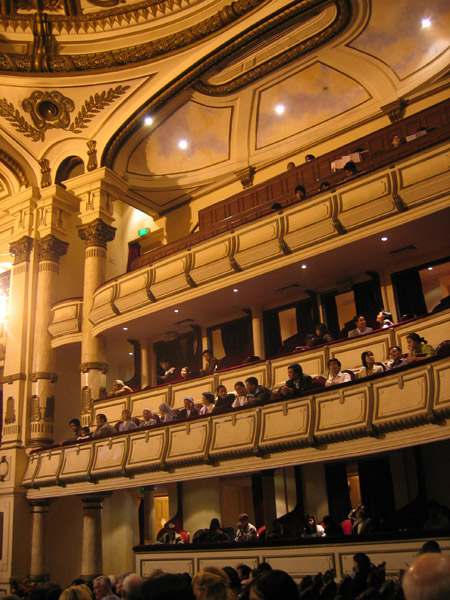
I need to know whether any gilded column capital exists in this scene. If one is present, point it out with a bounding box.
[37,234,69,263]
[9,236,33,265]
[77,218,116,249]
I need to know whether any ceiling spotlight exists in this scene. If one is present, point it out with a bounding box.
[174,309,179,313]
[275,104,285,115]
[381,236,388,242]
[428,266,434,270]
[129,352,133,356]
[144,116,153,125]
[421,18,431,28]
[233,288,238,292]
[122,327,128,331]
[301,264,307,269]
[178,139,188,150]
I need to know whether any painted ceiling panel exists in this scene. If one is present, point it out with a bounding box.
[129,101,233,175]
[351,0,450,79]
[256,63,370,149]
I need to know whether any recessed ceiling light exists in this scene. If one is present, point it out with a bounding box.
[129,352,133,356]
[421,18,431,28]
[123,327,128,331]
[301,264,307,269]
[233,288,238,293]
[178,139,188,150]
[174,309,179,313]
[275,104,285,115]
[144,116,153,125]
[381,236,388,242]
[428,267,434,270]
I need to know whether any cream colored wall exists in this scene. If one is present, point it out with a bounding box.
[182,477,221,536]
[55,212,85,301]
[47,495,83,586]
[102,489,140,577]
[301,463,329,522]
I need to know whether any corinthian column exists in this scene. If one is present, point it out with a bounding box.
[29,235,68,446]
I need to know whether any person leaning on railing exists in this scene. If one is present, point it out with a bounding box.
[405,332,436,364]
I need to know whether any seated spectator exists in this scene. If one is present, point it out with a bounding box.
[286,161,296,170]
[386,345,407,370]
[403,553,450,600]
[235,513,257,542]
[139,408,157,428]
[93,577,119,600]
[200,392,215,414]
[357,351,384,379]
[107,379,132,398]
[222,567,242,596]
[276,363,312,398]
[423,499,450,530]
[247,570,300,600]
[405,332,436,363]
[200,349,218,376]
[159,402,178,422]
[271,203,282,212]
[215,385,235,410]
[322,514,344,537]
[325,358,352,386]
[318,181,331,192]
[156,522,184,544]
[352,506,376,534]
[67,418,81,440]
[266,519,289,539]
[180,366,191,380]
[391,134,403,148]
[302,514,325,537]
[245,377,273,404]
[351,552,372,597]
[343,160,358,178]
[232,381,249,408]
[158,360,177,384]
[140,573,195,599]
[60,585,92,600]
[192,567,234,600]
[305,154,315,162]
[117,409,138,432]
[314,322,334,344]
[208,518,232,542]
[419,540,441,554]
[179,396,199,418]
[76,426,91,441]
[376,309,394,328]
[348,314,373,337]
[92,413,116,438]
[122,574,144,600]
[237,564,252,583]
[294,185,306,200]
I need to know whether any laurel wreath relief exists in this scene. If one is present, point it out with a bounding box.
[0,85,129,142]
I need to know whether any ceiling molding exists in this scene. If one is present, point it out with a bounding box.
[0,150,30,188]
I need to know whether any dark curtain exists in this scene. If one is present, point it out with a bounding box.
[263,309,282,357]
[320,291,339,338]
[279,465,305,536]
[220,316,252,356]
[391,269,427,318]
[353,273,383,325]
[126,241,141,272]
[251,473,265,529]
[358,457,396,529]
[296,298,315,338]
[325,462,352,522]
[154,329,199,372]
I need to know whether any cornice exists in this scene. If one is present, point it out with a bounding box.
[0,149,30,188]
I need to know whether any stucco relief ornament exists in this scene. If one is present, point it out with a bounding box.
[22,90,75,130]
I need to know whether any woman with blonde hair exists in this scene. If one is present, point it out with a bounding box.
[59,585,92,600]
[192,567,237,600]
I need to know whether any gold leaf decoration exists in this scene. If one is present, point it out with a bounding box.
[0,98,44,141]
[69,85,130,133]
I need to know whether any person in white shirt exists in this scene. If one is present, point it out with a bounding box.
[118,409,137,432]
[232,381,249,408]
[139,408,157,428]
[199,392,215,414]
[325,358,352,386]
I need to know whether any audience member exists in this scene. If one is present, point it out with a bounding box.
[140,573,195,600]
[232,381,249,408]
[402,553,450,600]
[192,567,236,600]
[391,134,403,148]
[271,203,282,212]
[179,396,199,418]
[235,513,257,542]
[208,518,232,542]
[222,567,242,596]
[245,377,272,404]
[140,408,157,427]
[159,403,178,422]
[115,572,132,597]
[351,553,371,598]
[237,565,252,582]
[348,315,373,337]
[352,505,376,534]
[357,351,384,379]
[322,514,344,537]
[107,380,132,398]
[158,360,176,384]
[314,323,334,344]
[286,162,296,170]
[157,522,184,544]
[276,363,312,398]
[76,426,91,441]
[200,392,215,414]
[376,310,394,328]
[302,514,325,537]
[405,332,436,363]
[294,185,306,200]
[305,154,315,162]
[180,366,191,379]
[386,345,407,370]
[423,499,450,530]
[121,575,143,600]
[60,585,92,600]
[93,577,119,600]
[248,570,300,600]
[266,519,289,539]
[419,540,441,554]
[68,418,81,440]
[117,409,138,432]
[200,350,219,376]
[318,181,331,192]
[343,160,358,178]
[215,385,235,410]
[92,414,116,438]
[325,358,351,386]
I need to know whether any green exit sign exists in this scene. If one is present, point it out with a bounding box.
[138,227,149,236]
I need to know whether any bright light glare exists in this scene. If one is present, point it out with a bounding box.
[174,309,179,313]
[421,18,431,28]
[178,139,188,150]
[275,104,285,115]
[301,264,307,269]
[233,288,238,293]
[428,267,434,271]
[144,116,153,125]
[381,236,388,242]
